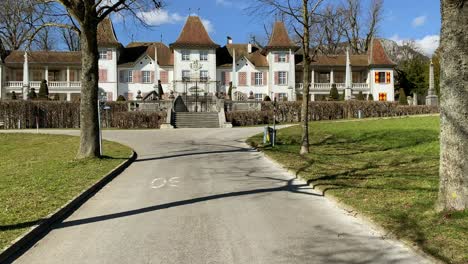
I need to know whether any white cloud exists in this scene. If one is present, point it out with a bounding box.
[136,9,184,26]
[412,15,427,27]
[390,34,440,56]
[216,0,232,7]
[201,18,214,33]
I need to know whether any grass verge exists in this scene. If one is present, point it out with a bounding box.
[248,116,467,264]
[0,133,132,250]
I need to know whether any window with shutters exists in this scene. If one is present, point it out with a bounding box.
[142,71,151,83]
[200,51,208,61]
[278,93,287,101]
[255,72,263,85]
[181,50,190,61]
[278,53,287,63]
[375,72,389,84]
[278,71,287,85]
[99,50,108,60]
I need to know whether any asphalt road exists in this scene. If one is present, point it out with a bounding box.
[9,128,431,264]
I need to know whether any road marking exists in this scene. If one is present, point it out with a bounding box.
[151,177,180,189]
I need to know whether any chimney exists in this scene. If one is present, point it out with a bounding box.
[247,43,252,53]
[227,36,232,45]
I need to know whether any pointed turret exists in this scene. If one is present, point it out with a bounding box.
[265,21,297,50]
[170,16,219,49]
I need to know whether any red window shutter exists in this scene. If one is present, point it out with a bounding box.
[151,71,155,83]
[375,72,379,83]
[102,69,107,82]
[274,72,279,85]
[226,72,230,85]
[127,92,133,100]
[263,72,267,85]
[286,54,290,63]
[251,72,255,86]
[107,50,112,60]
[274,54,279,62]
[133,70,139,83]
[107,92,113,101]
[239,72,247,86]
[160,71,168,84]
[386,72,391,83]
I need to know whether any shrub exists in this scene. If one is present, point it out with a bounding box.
[38,80,49,99]
[329,84,339,100]
[11,91,17,100]
[116,95,126,101]
[53,94,60,101]
[368,94,374,101]
[27,88,37,100]
[399,88,408,105]
[264,95,271,101]
[357,91,365,100]
[339,90,345,101]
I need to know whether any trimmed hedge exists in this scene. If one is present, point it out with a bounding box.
[226,101,439,126]
[0,101,166,129]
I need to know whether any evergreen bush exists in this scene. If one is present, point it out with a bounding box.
[11,91,17,100]
[329,84,339,100]
[117,95,126,101]
[38,80,49,99]
[398,88,408,105]
[27,88,37,100]
[368,94,374,101]
[264,95,271,101]
[357,91,364,100]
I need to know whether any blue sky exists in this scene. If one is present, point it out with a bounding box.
[112,0,441,55]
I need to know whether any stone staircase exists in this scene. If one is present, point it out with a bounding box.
[173,112,220,128]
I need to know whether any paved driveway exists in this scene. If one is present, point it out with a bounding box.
[7,128,431,263]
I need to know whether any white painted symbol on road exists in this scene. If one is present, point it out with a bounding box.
[151,177,180,189]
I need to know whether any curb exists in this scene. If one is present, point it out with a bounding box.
[0,151,138,263]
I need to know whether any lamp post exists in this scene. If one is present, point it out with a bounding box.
[97,90,107,156]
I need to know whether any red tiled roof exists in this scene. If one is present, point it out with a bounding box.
[170,16,219,49]
[97,18,120,46]
[5,50,81,65]
[265,21,297,50]
[369,39,395,66]
[119,42,173,66]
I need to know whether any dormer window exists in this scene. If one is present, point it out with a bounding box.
[99,50,108,60]
[200,51,208,61]
[182,50,190,61]
[278,53,287,63]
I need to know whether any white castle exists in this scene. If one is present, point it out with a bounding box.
[0,16,395,102]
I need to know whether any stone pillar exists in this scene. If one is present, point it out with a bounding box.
[310,93,315,101]
[330,69,334,84]
[413,93,418,105]
[22,52,29,100]
[66,66,70,87]
[311,68,315,86]
[45,66,48,82]
[0,65,4,99]
[426,60,439,106]
[66,93,71,101]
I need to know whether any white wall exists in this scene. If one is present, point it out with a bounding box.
[98,47,118,100]
[173,49,216,81]
[370,68,395,102]
[267,50,295,100]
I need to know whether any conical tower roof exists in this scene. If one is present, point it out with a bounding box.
[170,16,219,49]
[265,21,297,50]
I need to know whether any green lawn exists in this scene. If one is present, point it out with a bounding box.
[248,116,467,264]
[0,134,132,251]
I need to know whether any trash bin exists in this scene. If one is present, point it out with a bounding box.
[263,126,276,145]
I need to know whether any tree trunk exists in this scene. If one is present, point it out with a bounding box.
[300,0,310,155]
[76,21,100,159]
[436,0,468,211]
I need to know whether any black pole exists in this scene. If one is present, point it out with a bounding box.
[195,81,198,112]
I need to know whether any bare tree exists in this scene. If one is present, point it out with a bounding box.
[37,0,164,159]
[0,0,45,50]
[32,26,57,51]
[315,3,347,54]
[341,0,383,54]
[61,27,80,51]
[437,0,468,211]
[249,0,324,155]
